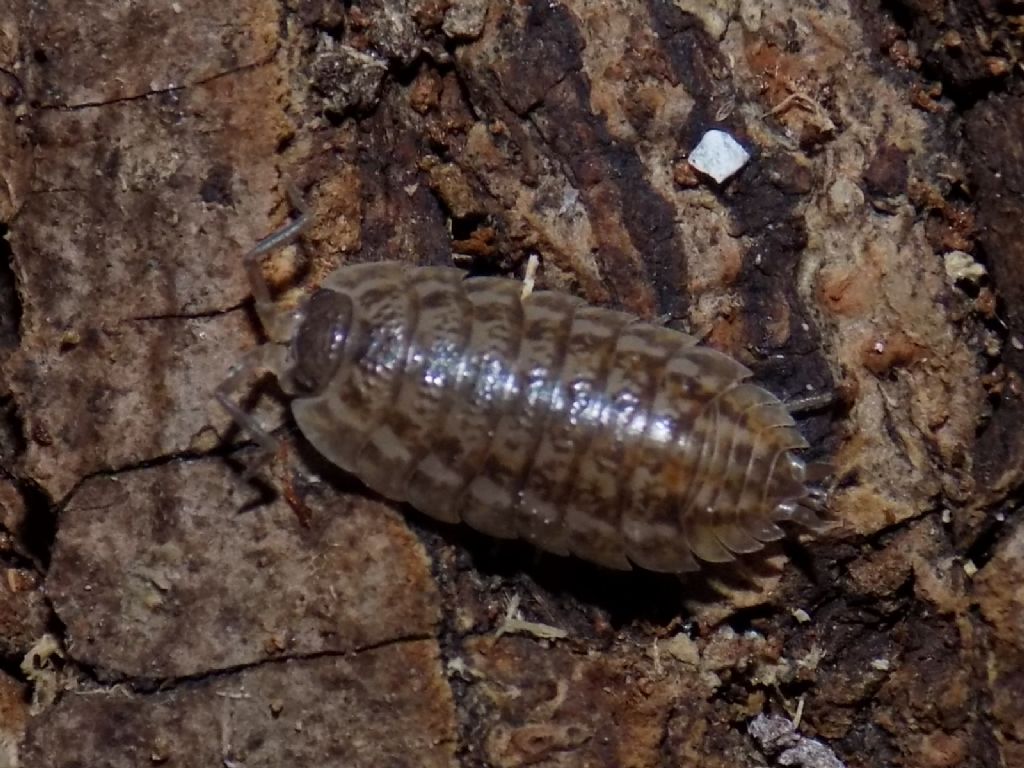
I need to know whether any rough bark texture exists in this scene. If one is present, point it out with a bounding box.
[1,1,1022,767]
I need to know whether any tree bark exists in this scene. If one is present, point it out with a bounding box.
[1,1,1022,766]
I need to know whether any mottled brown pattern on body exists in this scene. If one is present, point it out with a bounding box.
[555,314,636,568]
[509,292,581,553]
[282,263,823,573]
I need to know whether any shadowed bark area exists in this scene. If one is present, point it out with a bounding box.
[0,1,1022,767]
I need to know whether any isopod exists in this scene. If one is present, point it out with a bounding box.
[217,195,829,573]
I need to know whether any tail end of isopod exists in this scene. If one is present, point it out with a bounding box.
[775,499,832,533]
[774,458,835,534]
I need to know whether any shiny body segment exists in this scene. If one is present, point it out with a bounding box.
[275,261,827,572]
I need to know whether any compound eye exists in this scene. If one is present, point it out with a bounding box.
[287,289,353,396]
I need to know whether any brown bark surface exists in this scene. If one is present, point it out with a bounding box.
[1,1,1022,767]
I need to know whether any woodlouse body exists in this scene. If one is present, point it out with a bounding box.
[221,228,827,572]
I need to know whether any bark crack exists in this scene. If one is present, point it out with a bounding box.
[35,56,276,112]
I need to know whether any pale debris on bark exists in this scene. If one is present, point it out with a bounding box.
[749,714,846,768]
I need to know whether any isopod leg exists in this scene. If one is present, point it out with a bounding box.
[784,390,836,415]
[215,344,289,478]
[246,185,311,342]
[803,461,834,484]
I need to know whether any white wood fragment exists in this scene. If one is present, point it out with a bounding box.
[495,593,568,641]
[688,129,751,184]
[944,250,986,284]
[214,690,251,700]
[521,253,540,300]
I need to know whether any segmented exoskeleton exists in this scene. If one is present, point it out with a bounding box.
[217,196,828,573]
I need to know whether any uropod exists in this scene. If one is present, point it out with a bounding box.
[217,192,830,573]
